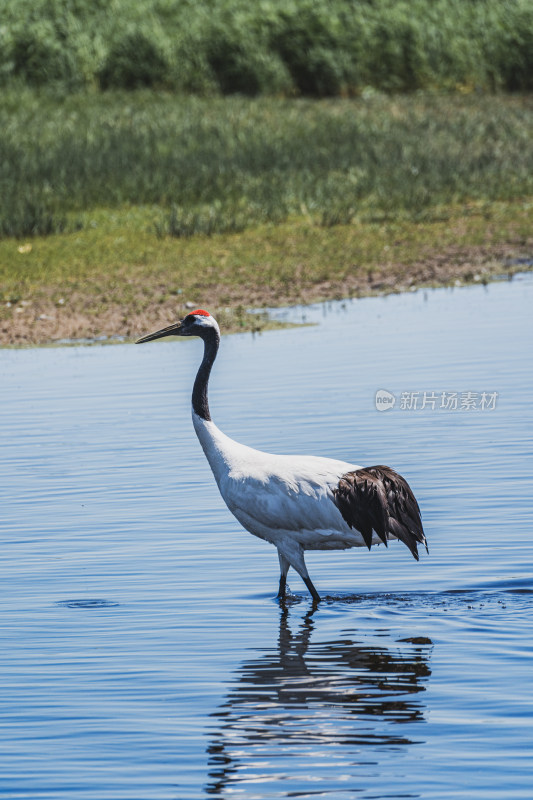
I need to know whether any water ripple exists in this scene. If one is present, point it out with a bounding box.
[57,599,120,609]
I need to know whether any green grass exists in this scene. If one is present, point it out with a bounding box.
[2,90,533,239]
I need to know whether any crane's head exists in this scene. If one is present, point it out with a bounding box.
[136,309,219,344]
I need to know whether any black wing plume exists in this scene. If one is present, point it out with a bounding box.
[332,465,427,560]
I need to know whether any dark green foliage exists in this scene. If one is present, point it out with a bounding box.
[11,27,78,86]
[0,197,69,238]
[271,8,352,96]
[490,6,533,91]
[369,17,427,92]
[2,0,533,96]
[98,31,168,89]
[205,29,262,95]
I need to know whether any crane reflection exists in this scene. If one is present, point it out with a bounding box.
[205,606,433,797]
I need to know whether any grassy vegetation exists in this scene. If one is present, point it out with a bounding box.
[2,90,533,240]
[1,0,533,97]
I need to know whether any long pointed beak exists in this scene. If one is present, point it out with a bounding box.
[136,320,182,343]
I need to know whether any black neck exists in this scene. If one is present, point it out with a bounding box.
[192,328,220,421]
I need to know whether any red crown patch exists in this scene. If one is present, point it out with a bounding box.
[188,309,210,317]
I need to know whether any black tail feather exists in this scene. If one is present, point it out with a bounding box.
[332,465,427,560]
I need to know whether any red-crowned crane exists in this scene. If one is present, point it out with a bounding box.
[137,309,427,603]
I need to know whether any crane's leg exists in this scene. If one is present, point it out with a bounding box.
[303,576,321,604]
[277,546,321,603]
[277,551,290,600]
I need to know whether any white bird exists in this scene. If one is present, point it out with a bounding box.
[137,309,427,603]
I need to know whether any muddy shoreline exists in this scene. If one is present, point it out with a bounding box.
[1,242,531,347]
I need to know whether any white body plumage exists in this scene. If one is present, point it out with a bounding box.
[193,413,380,576]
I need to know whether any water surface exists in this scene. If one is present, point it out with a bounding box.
[1,275,532,799]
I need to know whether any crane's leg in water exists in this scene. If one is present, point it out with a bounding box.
[303,576,321,604]
[278,546,321,604]
[277,551,290,600]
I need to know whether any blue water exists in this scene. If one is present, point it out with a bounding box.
[1,274,532,799]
